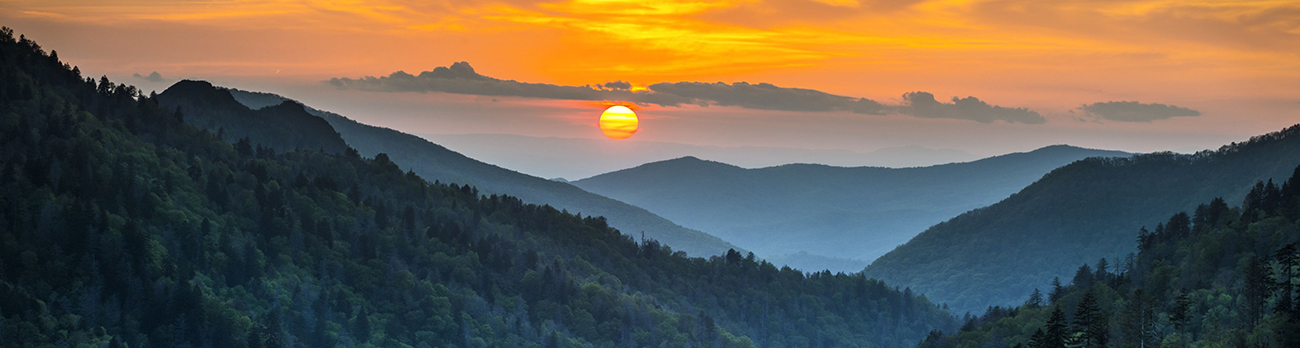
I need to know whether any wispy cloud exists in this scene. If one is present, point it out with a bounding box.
[1077,101,1200,122]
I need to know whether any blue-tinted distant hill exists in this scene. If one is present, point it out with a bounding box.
[572,145,1129,272]
[224,88,738,257]
[865,124,1300,314]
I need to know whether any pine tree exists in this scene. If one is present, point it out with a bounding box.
[1049,277,1066,303]
[1242,255,1273,327]
[1025,288,1045,309]
[1275,243,1298,314]
[1073,264,1094,288]
[1028,328,1048,348]
[1094,258,1110,283]
[1073,292,1102,348]
[1121,290,1156,348]
[1044,306,1069,348]
[1171,288,1192,332]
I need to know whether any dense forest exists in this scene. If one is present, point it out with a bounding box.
[0,27,956,348]
[866,124,1300,314]
[915,169,1300,347]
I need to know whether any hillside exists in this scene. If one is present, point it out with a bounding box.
[865,125,1300,314]
[572,146,1128,271]
[915,173,1300,348]
[0,28,956,347]
[155,80,350,155]
[211,87,739,257]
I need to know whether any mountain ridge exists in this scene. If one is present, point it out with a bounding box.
[573,144,1130,272]
[224,87,741,257]
[865,123,1300,314]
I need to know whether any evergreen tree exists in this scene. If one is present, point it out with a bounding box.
[1276,243,1298,314]
[1121,290,1156,348]
[1170,288,1192,332]
[1049,277,1066,303]
[1027,328,1047,348]
[1094,258,1110,284]
[1025,288,1045,309]
[1073,264,1094,288]
[1242,255,1273,327]
[1043,306,1068,348]
[1072,292,1102,348]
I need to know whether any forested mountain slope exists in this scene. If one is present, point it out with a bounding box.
[915,173,1300,348]
[0,28,955,348]
[222,88,738,257]
[155,80,350,155]
[571,146,1127,271]
[865,125,1300,314]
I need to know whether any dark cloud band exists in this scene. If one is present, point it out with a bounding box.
[1077,101,1200,122]
[328,62,1046,124]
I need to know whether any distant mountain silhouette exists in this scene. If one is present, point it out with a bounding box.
[225,88,739,257]
[421,133,980,180]
[572,145,1129,272]
[864,124,1300,313]
[156,80,349,155]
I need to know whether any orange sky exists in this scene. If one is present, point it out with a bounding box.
[2,0,1298,156]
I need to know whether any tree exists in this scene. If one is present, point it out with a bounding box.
[1242,255,1272,327]
[1043,306,1069,348]
[1170,288,1192,332]
[355,307,372,343]
[1025,288,1045,309]
[1049,277,1066,303]
[1073,264,1094,288]
[1028,328,1048,348]
[1275,243,1298,314]
[1121,290,1156,348]
[1094,258,1110,284]
[1073,292,1104,348]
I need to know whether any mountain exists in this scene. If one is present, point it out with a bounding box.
[916,174,1300,347]
[209,87,739,258]
[0,28,956,348]
[420,133,979,180]
[571,146,1129,272]
[155,80,350,155]
[864,125,1300,314]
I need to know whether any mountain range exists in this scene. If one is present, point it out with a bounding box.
[421,133,980,180]
[571,146,1129,272]
[164,85,739,258]
[865,125,1300,313]
[0,31,956,348]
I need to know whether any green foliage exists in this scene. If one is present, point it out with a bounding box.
[866,127,1300,313]
[910,168,1300,348]
[0,28,955,347]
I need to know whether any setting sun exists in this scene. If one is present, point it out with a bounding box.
[599,105,638,139]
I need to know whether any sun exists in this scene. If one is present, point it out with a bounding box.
[599,105,639,139]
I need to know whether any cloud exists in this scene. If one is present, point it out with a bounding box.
[133,71,165,82]
[1077,101,1201,122]
[328,62,1049,124]
[899,91,1045,124]
[603,81,631,90]
[647,81,887,115]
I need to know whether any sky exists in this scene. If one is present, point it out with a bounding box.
[2,0,1298,169]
